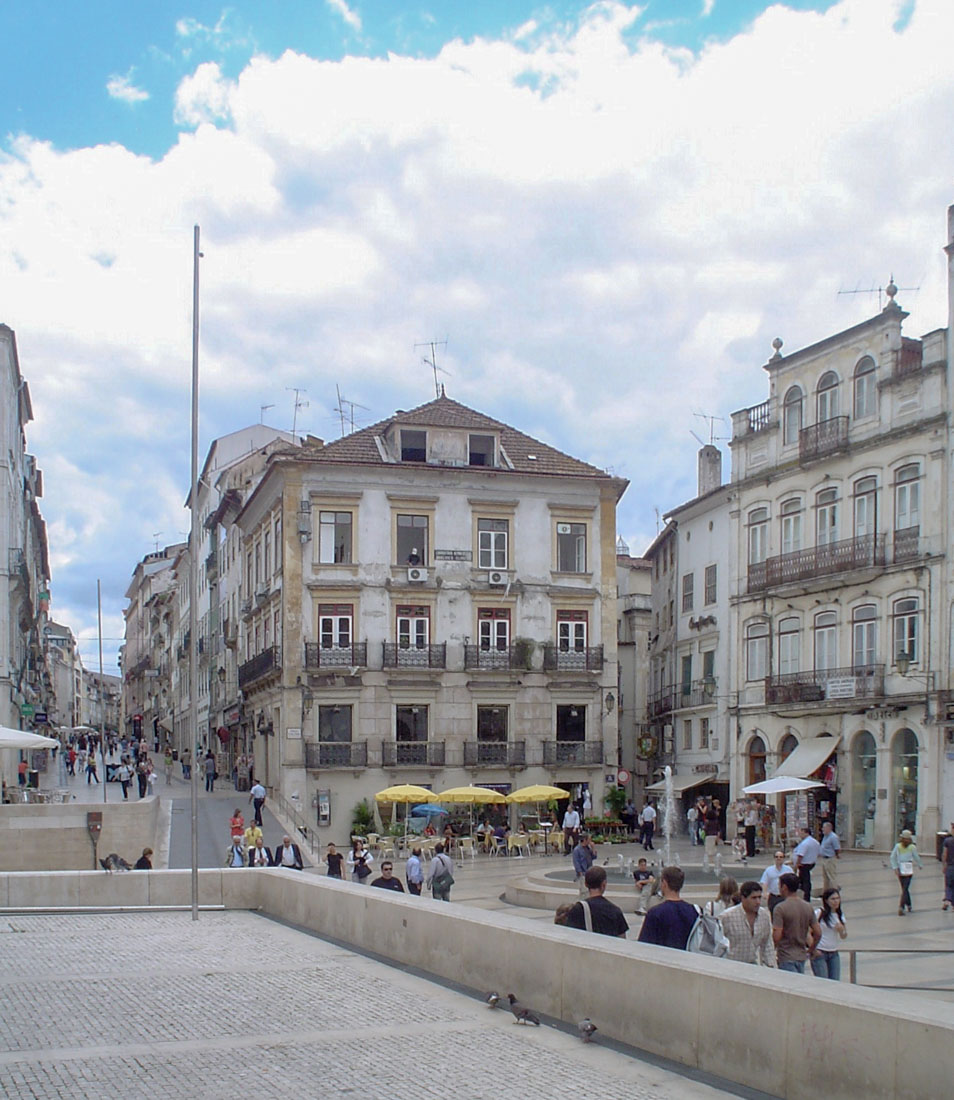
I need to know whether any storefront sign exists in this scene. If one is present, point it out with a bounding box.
[693,763,718,773]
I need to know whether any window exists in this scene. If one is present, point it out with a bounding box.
[893,597,919,664]
[854,357,877,418]
[704,564,717,605]
[478,608,510,650]
[853,477,877,538]
[557,610,587,651]
[469,434,495,466]
[780,499,802,555]
[556,522,587,572]
[700,716,710,749]
[680,654,692,696]
[778,617,800,676]
[746,622,768,681]
[273,609,281,650]
[748,508,768,564]
[817,371,839,422]
[274,513,282,572]
[814,611,837,671]
[852,604,877,669]
[477,706,507,742]
[682,719,693,750]
[895,464,920,531]
[396,705,428,742]
[783,386,803,445]
[318,705,352,742]
[319,604,352,650]
[556,704,585,742]
[397,514,428,565]
[816,488,838,547]
[682,572,694,613]
[254,544,261,585]
[401,430,426,462]
[318,511,353,564]
[702,648,715,687]
[478,518,508,569]
[397,605,429,649]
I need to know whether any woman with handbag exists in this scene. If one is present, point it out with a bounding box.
[890,829,923,915]
[427,842,455,902]
[347,839,374,884]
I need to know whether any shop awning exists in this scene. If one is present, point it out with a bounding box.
[773,736,839,780]
[645,772,723,794]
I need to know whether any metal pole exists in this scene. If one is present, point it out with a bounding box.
[98,579,106,804]
[190,225,201,920]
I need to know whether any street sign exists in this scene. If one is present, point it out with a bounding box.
[617,768,630,784]
[33,711,48,724]
[20,703,35,719]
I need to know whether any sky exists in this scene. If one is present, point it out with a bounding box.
[1,0,951,673]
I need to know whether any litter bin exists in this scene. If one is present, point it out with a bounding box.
[27,770,39,789]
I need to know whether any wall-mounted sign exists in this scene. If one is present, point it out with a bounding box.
[286,727,301,739]
[434,549,472,561]
[617,769,630,784]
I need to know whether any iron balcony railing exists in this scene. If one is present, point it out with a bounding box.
[799,415,849,463]
[238,645,281,689]
[304,641,368,670]
[746,399,772,434]
[382,642,446,669]
[205,551,219,582]
[893,526,920,563]
[304,741,368,769]
[463,740,526,767]
[542,644,603,672]
[542,740,603,766]
[381,740,445,767]
[464,645,517,671]
[765,664,884,705]
[649,686,675,719]
[747,534,885,593]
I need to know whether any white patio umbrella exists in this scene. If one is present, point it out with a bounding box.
[742,775,825,795]
[0,726,60,750]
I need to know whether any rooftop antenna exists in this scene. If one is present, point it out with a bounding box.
[654,506,660,534]
[152,532,163,553]
[287,387,309,435]
[415,338,450,398]
[260,403,274,424]
[334,383,370,437]
[837,274,920,311]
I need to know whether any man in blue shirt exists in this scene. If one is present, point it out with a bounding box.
[571,833,597,894]
[793,827,822,900]
[637,866,697,950]
[818,821,841,892]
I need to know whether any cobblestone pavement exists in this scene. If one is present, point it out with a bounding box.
[0,911,748,1100]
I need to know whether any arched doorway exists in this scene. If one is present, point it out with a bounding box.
[893,728,918,836]
[748,735,767,786]
[851,730,877,848]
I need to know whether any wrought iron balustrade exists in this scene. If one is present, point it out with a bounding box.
[238,645,281,689]
[463,741,526,767]
[304,641,368,669]
[542,741,603,766]
[381,740,445,767]
[382,642,446,669]
[542,644,603,672]
[747,534,885,593]
[304,741,368,769]
[799,416,849,462]
[765,664,884,704]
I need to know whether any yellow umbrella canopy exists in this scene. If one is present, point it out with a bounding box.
[436,785,506,803]
[374,784,438,804]
[506,784,570,804]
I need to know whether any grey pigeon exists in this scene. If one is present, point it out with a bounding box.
[578,1018,598,1043]
[507,993,540,1026]
[485,991,500,1009]
[100,853,131,873]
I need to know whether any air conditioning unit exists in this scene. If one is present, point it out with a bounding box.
[556,523,572,535]
[407,567,428,583]
[488,570,506,586]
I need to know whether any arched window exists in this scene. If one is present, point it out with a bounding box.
[852,604,877,669]
[748,735,767,786]
[851,730,877,848]
[779,732,798,763]
[814,611,837,671]
[780,499,802,555]
[817,371,839,422]
[746,621,769,680]
[783,386,803,445]
[893,728,918,835]
[778,617,800,676]
[748,508,769,565]
[816,487,838,547]
[893,597,919,664]
[895,463,920,531]
[853,476,877,538]
[854,356,877,418]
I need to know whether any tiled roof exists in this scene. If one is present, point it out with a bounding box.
[307,395,611,480]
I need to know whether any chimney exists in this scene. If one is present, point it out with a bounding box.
[697,445,722,496]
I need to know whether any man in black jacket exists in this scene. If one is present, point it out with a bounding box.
[272,835,304,870]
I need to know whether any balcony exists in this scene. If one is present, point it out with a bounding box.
[799,416,849,463]
[672,679,717,710]
[464,741,526,767]
[205,551,219,583]
[542,740,603,766]
[543,645,603,672]
[382,642,446,669]
[893,526,921,563]
[765,664,884,705]
[746,399,772,434]
[747,534,885,594]
[238,645,281,689]
[464,645,517,671]
[304,741,368,769]
[304,641,368,670]
[382,740,445,767]
[649,686,675,719]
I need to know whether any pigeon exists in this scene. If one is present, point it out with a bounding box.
[507,993,540,1026]
[578,1019,598,1043]
[99,853,131,873]
[485,991,500,1009]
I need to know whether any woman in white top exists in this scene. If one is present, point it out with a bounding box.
[704,876,739,918]
[347,840,373,884]
[811,887,847,980]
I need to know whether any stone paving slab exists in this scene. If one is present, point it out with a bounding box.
[0,910,747,1100]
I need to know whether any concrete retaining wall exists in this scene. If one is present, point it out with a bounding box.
[0,867,947,1100]
[0,797,160,871]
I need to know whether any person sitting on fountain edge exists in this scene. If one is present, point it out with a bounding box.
[633,857,657,914]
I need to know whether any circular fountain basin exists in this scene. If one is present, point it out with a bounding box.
[544,865,717,887]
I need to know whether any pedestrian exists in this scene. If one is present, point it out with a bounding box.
[565,865,629,937]
[86,754,99,784]
[370,861,405,892]
[639,800,657,850]
[818,820,841,891]
[562,803,581,855]
[759,850,795,914]
[632,857,657,915]
[941,823,954,911]
[204,751,216,793]
[811,887,847,980]
[67,746,76,776]
[771,872,821,973]
[224,837,246,868]
[17,758,28,787]
[792,826,821,900]
[890,829,923,915]
[703,802,722,866]
[744,800,760,859]
[163,749,173,785]
[325,842,344,879]
[249,779,266,827]
[687,802,699,846]
[146,765,158,797]
[248,837,272,867]
[571,832,597,894]
[180,748,191,780]
[405,847,424,895]
[427,842,455,901]
[348,839,373,884]
[637,866,698,950]
[721,881,777,967]
[136,758,149,798]
[704,876,740,919]
[118,760,133,800]
[229,808,245,842]
[273,835,304,870]
[554,903,574,926]
[243,821,263,852]
[134,847,153,870]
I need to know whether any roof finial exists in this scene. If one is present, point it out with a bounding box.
[770,337,783,362]
[884,274,899,310]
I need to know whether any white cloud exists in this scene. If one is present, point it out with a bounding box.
[326,0,362,33]
[3,0,954,661]
[106,72,149,104]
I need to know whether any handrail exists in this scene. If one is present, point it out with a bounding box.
[269,789,316,857]
[844,947,954,990]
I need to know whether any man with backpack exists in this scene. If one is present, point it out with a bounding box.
[637,866,698,950]
[565,865,629,937]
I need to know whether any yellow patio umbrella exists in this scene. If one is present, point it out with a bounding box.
[506,784,569,803]
[436,785,507,836]
[374,785,438,845]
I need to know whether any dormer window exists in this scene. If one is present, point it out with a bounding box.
[469,434,495,467]
[401,430,427,462]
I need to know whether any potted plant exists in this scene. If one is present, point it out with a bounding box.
[350,798,375,838]
[512,636,535,670]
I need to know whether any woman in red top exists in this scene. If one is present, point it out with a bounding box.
[229,809,245,840]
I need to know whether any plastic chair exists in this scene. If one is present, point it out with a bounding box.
[457,837,477,861]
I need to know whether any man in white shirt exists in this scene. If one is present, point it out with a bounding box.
[640,801,657,851]
[273,835,304,870]
[562,806,581,855]
[793,827,822,900]
[249,780,267,827]
[744,800,760,858]
[721,881,777,967]
[818,821,841,891]
[687,803,699,845]
[759,850,795,913]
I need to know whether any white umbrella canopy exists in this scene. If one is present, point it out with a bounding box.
[0,726,60,750]
[743,775,825,795]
